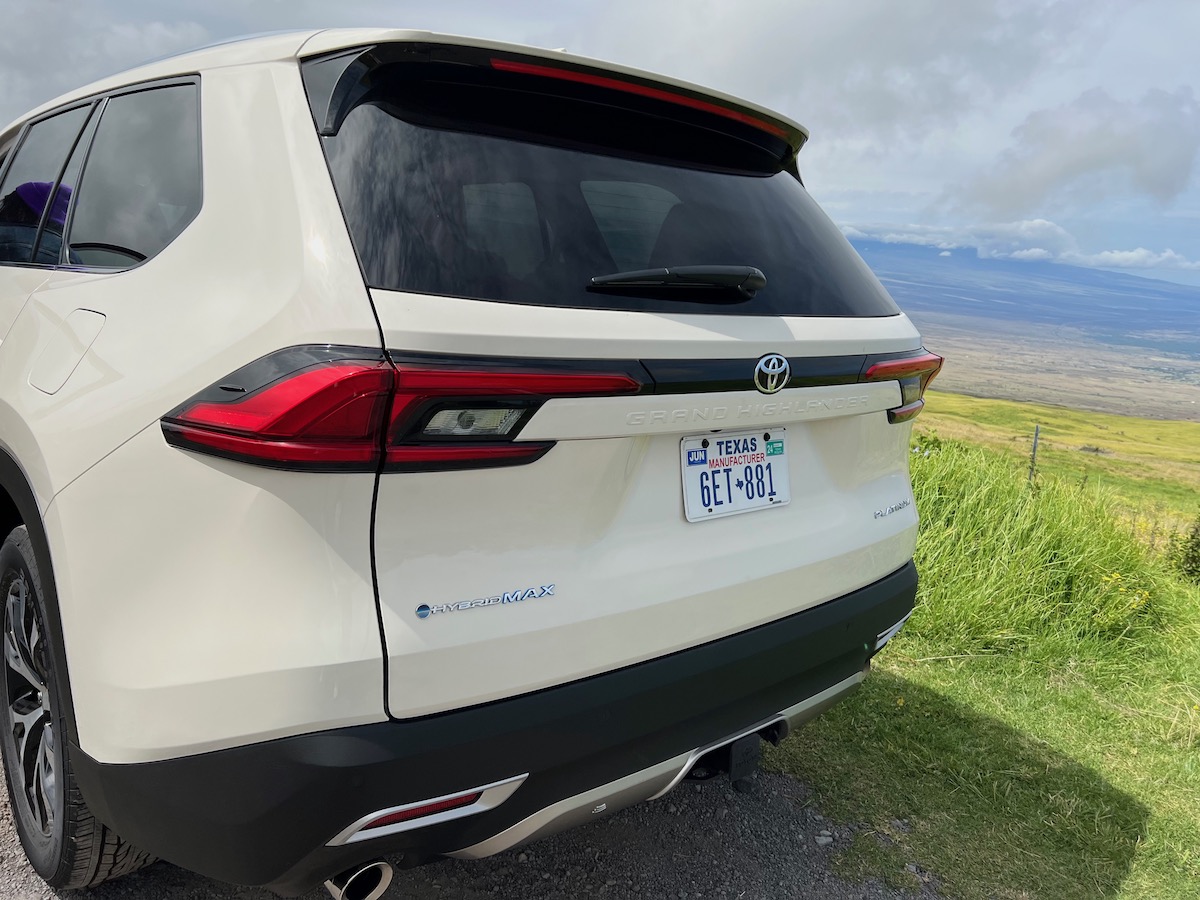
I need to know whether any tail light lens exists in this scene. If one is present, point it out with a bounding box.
[161,348,642,472]
[863,351,943,423]
[161,361,393,469]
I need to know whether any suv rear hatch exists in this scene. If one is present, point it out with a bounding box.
[302,41,938,719]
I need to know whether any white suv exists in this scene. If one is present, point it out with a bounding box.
[0,29,939,900]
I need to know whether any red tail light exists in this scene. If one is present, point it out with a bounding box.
[161,361,393,468]
[863,351,943,423]
[162,349,642,472]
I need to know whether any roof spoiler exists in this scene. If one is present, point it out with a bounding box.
[302,43,807,166]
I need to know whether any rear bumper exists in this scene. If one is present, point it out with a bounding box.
[71,561,916,895]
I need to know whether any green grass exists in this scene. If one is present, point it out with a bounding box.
[919,390,1200,528]
[765,437,1200,900]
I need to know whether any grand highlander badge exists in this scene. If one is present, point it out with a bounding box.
[753,354,790,394]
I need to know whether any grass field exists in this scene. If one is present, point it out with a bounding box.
[918,389,1200,531]
[765,428,1200,900]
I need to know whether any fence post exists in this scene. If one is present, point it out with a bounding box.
[1028,423,1040,482]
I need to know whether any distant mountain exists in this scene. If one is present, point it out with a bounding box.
[852,240,1200,357]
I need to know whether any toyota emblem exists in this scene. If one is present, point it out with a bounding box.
[753,354,790,394]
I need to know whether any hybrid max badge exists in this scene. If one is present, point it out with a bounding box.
[417,584,556,619]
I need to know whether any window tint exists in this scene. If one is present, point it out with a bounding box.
[463,183,544,278]
[38,110,102,265]
[582,182,680,273]
[67,84,200,268]
[0,105,90,265]
[321,105,898,317]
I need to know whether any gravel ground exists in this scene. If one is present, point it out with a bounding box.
[1,772,940,900]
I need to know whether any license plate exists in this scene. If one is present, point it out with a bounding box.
[680,429,790,522]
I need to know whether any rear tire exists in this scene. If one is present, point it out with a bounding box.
[0,525,154,888]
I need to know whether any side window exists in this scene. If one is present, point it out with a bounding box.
[0,105,91,265]
[581,181,679,272]
[462,182,544,278]
[67,84,201,268]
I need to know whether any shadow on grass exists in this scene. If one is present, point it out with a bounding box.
[764,670,1148,900]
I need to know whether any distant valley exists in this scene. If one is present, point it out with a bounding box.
[852,240,1200,421]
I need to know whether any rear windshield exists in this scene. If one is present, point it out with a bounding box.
[310,57,898,318]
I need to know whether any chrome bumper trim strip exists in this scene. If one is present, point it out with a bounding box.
[448,670,864,859]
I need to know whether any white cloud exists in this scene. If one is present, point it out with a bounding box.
[0,0,1195,270]
[1069,247,1200,270]
[0,4,209,129]
[565,0,1120,146]
[970,220,1077,258]
[960,86,1200,217]
[847,219,1200,272]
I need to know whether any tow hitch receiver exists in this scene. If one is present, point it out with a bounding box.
[728,734,762,783]
[685,732,765,784]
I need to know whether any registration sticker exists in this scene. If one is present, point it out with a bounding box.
[680,429,791,522]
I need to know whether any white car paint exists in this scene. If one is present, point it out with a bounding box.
[0,29,925,766]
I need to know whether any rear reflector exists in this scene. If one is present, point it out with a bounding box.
[489,57,790,139]
[863,351,943,423]
[328,774,528,846]
[162,349,642,472]
[361,792,482,831]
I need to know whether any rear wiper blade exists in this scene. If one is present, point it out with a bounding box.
[588,265,766,300]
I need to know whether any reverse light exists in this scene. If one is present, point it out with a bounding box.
[385,366,640,470]
[422,407,526,437]
[863,351,943,423]
[162,348,642,472]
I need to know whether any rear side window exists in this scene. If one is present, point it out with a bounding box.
[581,181,680,273]
[462,182,544,278]
[67,83,201,268]
[0,105,90,265]
[310,56,898,318]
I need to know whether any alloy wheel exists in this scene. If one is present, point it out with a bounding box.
[4,572,57,837]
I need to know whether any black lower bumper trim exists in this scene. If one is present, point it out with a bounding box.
[72,561,916,895]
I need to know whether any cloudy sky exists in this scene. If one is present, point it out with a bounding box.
[3,0,1198,284]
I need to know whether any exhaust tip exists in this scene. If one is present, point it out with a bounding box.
[324,860,394,900]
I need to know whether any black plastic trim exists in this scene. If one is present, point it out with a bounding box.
[642,354,866,394]
[386,350,654,391]
[392,348,925,397]
[71,561,916,896]
[160,346,932,473]
[164,345,390,412]
[0,448,79,748]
